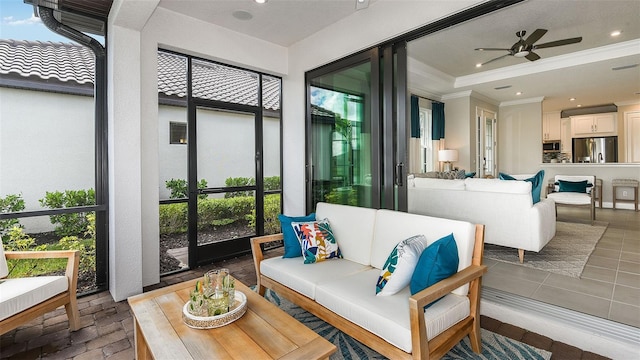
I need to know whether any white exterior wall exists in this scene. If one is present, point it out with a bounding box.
[0,87,94,232]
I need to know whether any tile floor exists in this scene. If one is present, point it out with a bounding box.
[1,215,622,359]
[483,207,640,328]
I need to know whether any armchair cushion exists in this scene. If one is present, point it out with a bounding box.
[558,179,588,193]
[0,276,68,321]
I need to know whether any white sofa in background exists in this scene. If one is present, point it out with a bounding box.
[407,177,556,263]
[251,202,487,360]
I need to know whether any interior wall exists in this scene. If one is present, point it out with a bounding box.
[442,94,471,171]
[498,100,543,174]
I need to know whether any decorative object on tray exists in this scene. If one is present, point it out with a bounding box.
[182,269,245,329]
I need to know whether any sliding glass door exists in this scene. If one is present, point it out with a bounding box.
[305,45,408,212]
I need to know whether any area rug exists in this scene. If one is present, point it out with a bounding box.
[484,221,608,278]
[260,288,551,360]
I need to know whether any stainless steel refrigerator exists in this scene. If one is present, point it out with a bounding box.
[572,136,618,163]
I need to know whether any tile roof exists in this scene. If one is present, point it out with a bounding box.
[0,39,280,110]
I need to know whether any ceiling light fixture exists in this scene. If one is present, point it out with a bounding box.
[475,63,482,68]
[355,0,369,10]
[516,91,522,95]
[254,0,267,3]
[610,30,621,37]
[577,105,582,107]
[569,98,576,101]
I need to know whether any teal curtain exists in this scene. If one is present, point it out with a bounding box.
[410,95,420,138]
[432,102,445,140]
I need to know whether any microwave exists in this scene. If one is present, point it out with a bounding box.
[543,141,560,152]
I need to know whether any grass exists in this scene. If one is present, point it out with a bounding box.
[5,239,93,278]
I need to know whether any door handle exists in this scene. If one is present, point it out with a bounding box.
[395,163,404,187]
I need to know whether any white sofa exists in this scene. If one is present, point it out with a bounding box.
[407,177,556,263]
[251,202,487,360]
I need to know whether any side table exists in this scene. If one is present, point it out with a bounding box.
[612,179,639,211]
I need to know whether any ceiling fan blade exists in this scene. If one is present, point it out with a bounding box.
[534,37,582,49]
[524,28,547,45]
[525,52,541,61]
[475,48,511,51]
[481,54,510,66]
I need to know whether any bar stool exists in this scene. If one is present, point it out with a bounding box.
[612,179,639,211]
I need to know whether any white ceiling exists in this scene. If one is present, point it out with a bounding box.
[158,0,640,112]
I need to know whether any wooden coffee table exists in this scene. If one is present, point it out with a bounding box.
[128,278,336,360]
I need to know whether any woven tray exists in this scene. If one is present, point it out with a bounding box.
[182,291,247,329]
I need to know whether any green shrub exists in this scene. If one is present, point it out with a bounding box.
[39,189,95,237]
[0,193,25,241]
[264,176,281,192]
[58,236,95,272]
[197,196,254,229]
[159,203,188,234]
[325,187,358,206]
[165,178,208,199]
[4,226,52,277]
[224,177,255,198]
[248,194,281,235]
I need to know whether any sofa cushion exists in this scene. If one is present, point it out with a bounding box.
[0,276,68,321]
[278,213,316,258]
[0,239,8,279]
[315,269,470,353]
[260,257,369,299]
[291,218,342,264]
[376,235,427,296]
[410,233,459,308]
[465,177,531,194]
[315,202,377,266]
[371,210,475,297]
[547,192,592,205]
[412,177,465,190]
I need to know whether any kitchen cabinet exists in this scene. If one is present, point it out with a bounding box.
[543,112,561,140]
[571,113,617,137]
[561,118,572,156]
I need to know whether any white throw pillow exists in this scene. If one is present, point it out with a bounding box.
[0,239,9,279]
[376,234,428,296]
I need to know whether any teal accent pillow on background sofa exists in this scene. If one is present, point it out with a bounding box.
[409,233,459,309]
[499,170,545,204]
[278,213,315,258]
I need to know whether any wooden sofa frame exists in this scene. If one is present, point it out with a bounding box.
[0,250,81,335]
[251,224,487,360]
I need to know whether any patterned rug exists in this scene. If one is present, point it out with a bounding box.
[260,288,551,360]
[484,221,608,278]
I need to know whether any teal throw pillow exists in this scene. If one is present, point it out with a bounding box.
[498,170,545,204]
[376,235,428,296]
[410,233,459,309]
[278,213,315,258]
[558,179,588,193]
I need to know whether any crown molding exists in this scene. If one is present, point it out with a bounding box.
[455,39,640,88]
[441,90,472,101]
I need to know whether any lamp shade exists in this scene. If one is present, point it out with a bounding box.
[438,149,458,162]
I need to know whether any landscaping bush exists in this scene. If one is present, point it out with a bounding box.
[165,178,208,199]
[198,196,254,228]
[159,202,188,234]
[264,176,281,192]
[248,193,281,235]
[39,189,95,237]
[0,193,25,241]
[224,177,255,198]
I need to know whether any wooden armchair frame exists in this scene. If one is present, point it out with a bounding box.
[0,250,81,335]
[251,225,487,360]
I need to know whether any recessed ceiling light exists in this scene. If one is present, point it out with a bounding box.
[355,0,369,10]
[610,30,621,37]
[232,10,253,20]
[516,91,522,96]
[475,63,482,68]
[577,105,582,107]
[569,98,576,101]
[255,0,267,3]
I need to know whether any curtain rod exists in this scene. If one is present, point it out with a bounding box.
[412,94,442,104]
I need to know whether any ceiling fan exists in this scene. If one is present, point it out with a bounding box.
[475,29,582,66]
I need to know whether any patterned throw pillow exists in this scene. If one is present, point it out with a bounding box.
[376,235,428,296]
[291,218,342,264]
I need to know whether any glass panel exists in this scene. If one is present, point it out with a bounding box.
[309,61,372,209]
[192,60,259,106]
[196,107,256,247]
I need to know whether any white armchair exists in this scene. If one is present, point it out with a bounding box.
[547,175,597,224]
[0,240,81,335]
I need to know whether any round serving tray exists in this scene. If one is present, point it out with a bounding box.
[182,291,247,329]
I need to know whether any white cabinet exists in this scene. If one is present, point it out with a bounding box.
[543,112,561,140]
[561,118,572,155]
[571,113,617,137]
